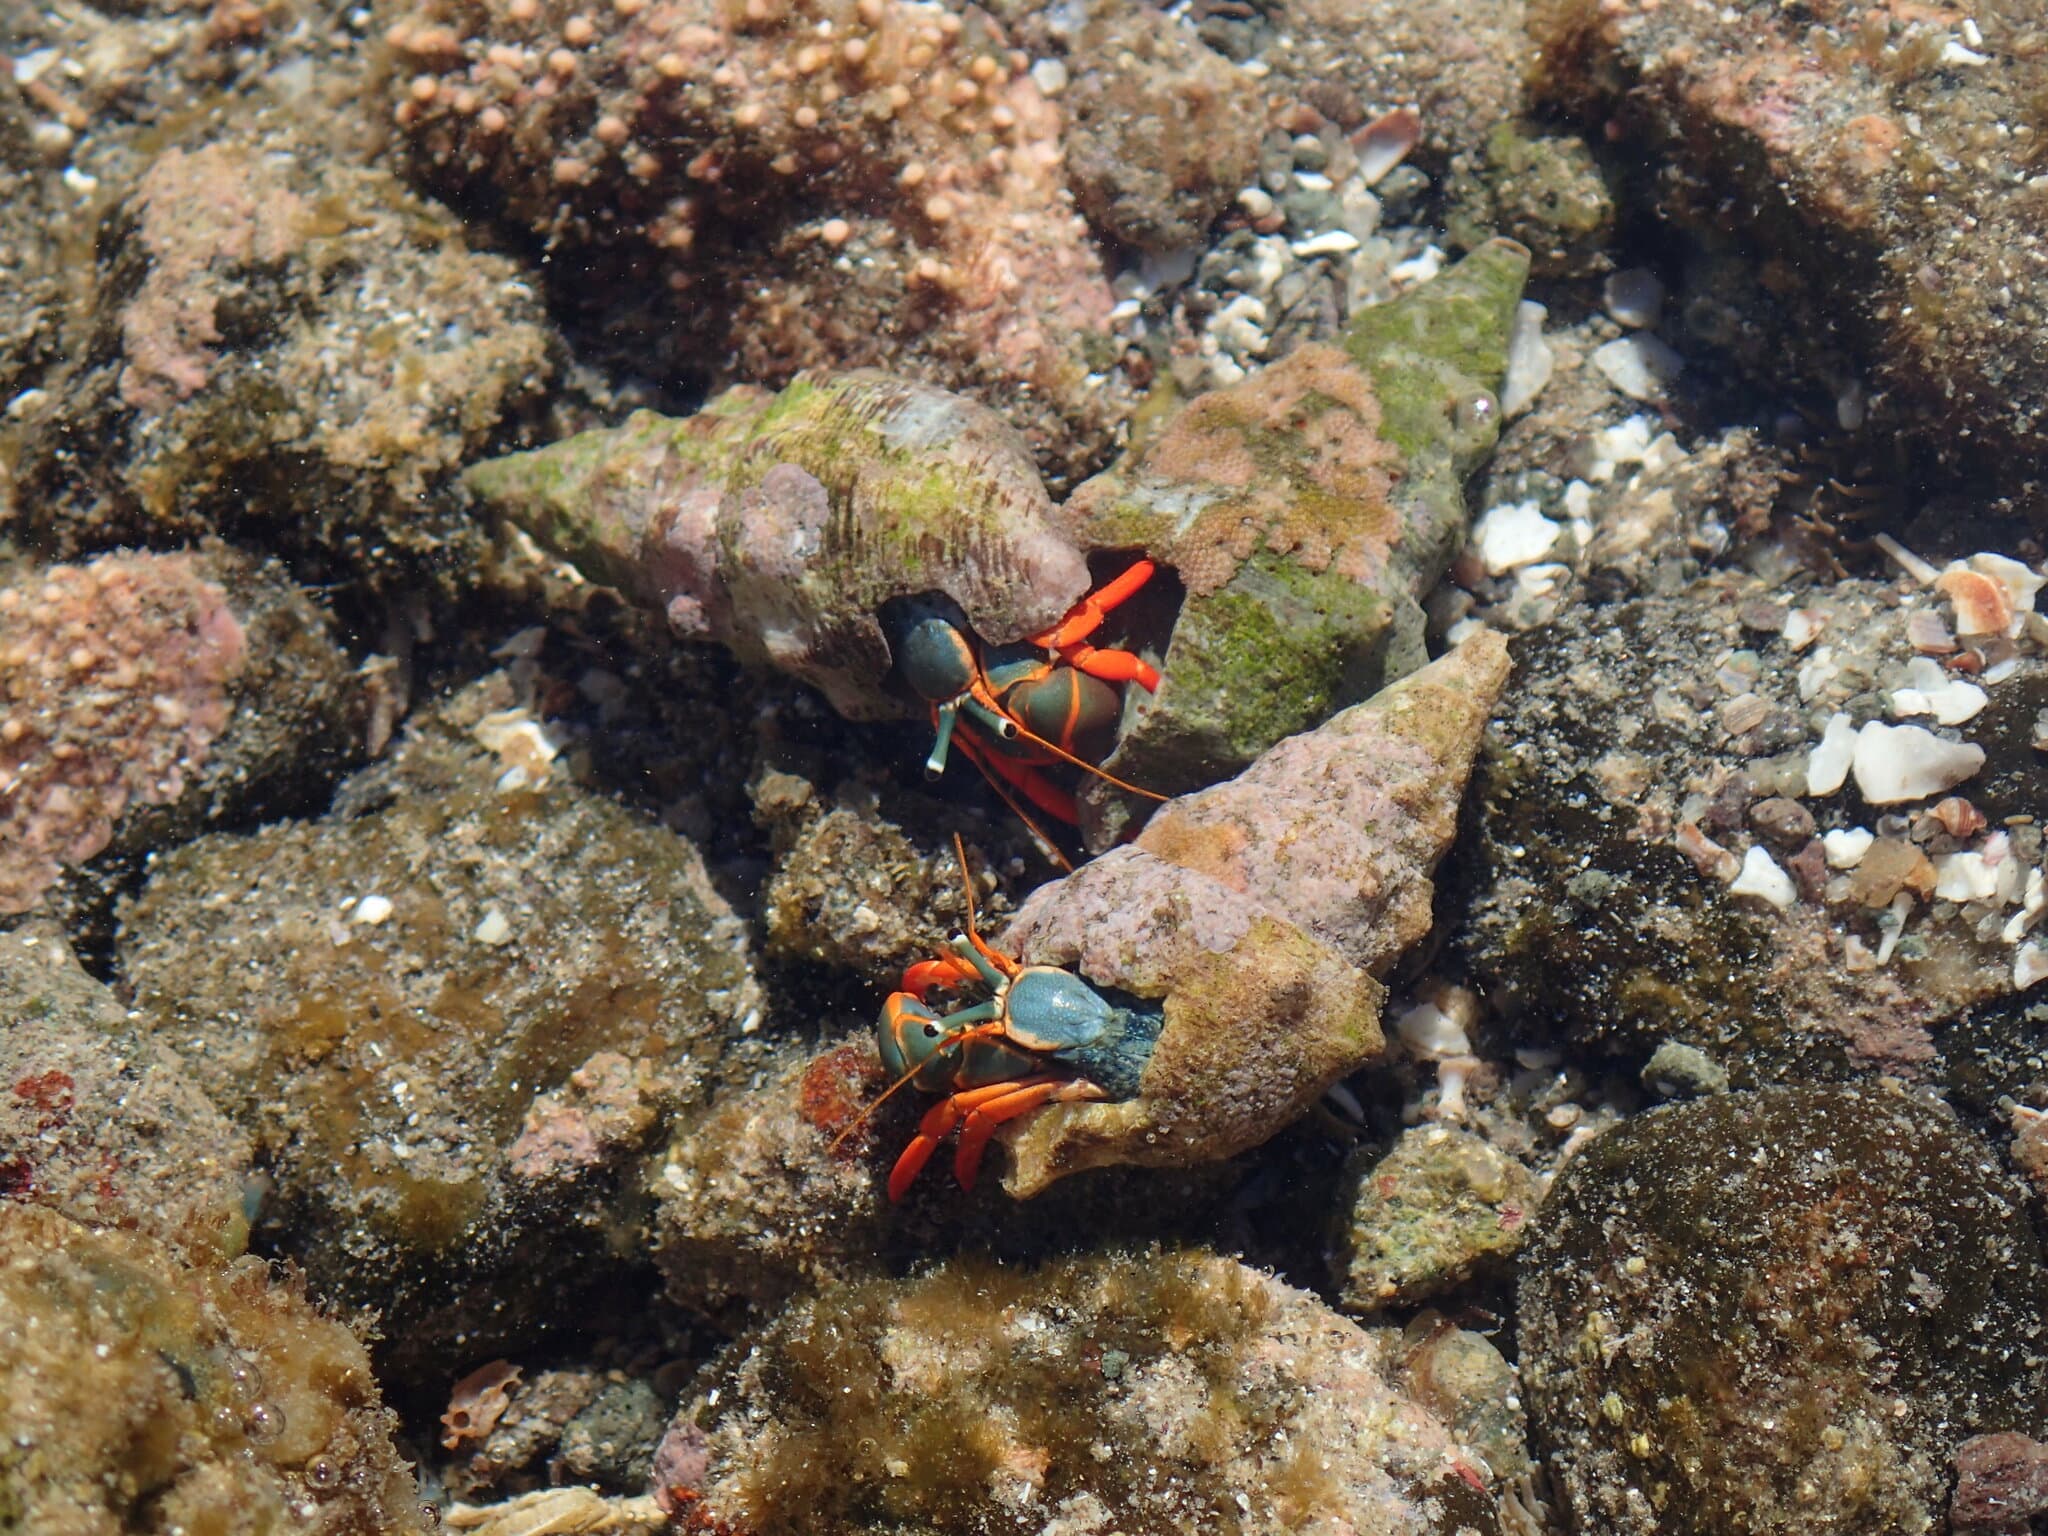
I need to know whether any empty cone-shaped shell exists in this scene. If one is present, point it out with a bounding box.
[995,632,1511,1195]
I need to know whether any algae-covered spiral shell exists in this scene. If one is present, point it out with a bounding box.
[991,631,1511,1196]
[464,371,1093,720]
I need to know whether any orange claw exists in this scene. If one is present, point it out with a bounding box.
[888,1076,1108,1199]
[1031,559,1156,652]
[901,953,981,1000]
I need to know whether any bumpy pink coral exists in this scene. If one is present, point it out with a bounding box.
[0,553,246,914]
[388,0,1123,478]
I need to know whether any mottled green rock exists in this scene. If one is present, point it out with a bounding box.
[464,371,1090,720]
[1066,240,1528,838]
[1335,1125,1538,1311]
[1444,122,1617,279]
[1521,1085,2048,1536]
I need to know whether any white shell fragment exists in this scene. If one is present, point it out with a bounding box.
[1783,609,1827,651]
[352,894,394,925]
[1500,300,1554,418]
[1393,1000,1472,1059]
[1823,828,1875,869]
[1933,851,2001,903]
[1729,846,1797,910]
[1471,499,1562,575]
[1889,656,1988,726]
[1805,712,1858,796]
[2018,944,2048,992]
[1850,721,1986,805]
[473,908,514,947]
[1591,334,1685,401]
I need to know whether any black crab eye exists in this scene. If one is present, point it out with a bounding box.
[923,1023,941,1038]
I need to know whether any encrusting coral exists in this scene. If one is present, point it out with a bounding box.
[387,0,1128,480]
[0,552,243,915]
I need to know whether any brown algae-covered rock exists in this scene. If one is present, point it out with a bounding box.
[1527,0,2048,508]
[678,1247,1507,1534]
[652,1038,889,1321]
[118,676,758,1375]
[0,547,367,921]
[464,373,1091,721]
[1065,241,1527,829]
[1520,1084,2048,1536]
[1335,1126,1538,1312]
[992,634,1508,1195]
[0,924,252,1260]
[1061,8,1265,253]
[0,1202,426,1535]
[11,121,553,586]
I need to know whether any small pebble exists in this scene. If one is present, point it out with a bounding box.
[351,895,394,926]
[1601,268,1664,328]
[1591,334,1685,401]
[474,908,513,947]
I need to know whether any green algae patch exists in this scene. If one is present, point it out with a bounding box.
[1063,245,1525,838]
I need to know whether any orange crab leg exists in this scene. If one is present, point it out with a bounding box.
[956,727,1081,824]
[953,1076,1109,1190]
[1056,642,1161,692]
[888,1075,1106,1199]
[1031,559,1156,651]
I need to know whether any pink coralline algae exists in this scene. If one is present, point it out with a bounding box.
[387,0,1124,479]
[0,553,246,914]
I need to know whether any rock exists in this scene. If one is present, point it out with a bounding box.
[653,1039,889,1321]
[117,675,760,1381]
[1269,0,1533,170]
[0,923,251,1259]
[1387,1320,1536,1485]
[988,634,1508,1195]
[389,0,1127,484]
[1529,0,2048,514]
[0,547,368,923]
[0,1202,426,1534]
[11,118,553,588]
[1953,1432,2048,1535]
[464,374,1091,722]
[1062,9,1264,252]
[1450,571,2046,1069]
[1639,1040,1730,1099]
[1333,1125,1538,1311]
[676,1247,1508,1533]
[1065,241,1528,831]
[1520,1085,2048,1536]
[1443,121,1618,279]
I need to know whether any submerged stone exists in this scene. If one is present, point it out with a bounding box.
[1520,1084,2048,1536]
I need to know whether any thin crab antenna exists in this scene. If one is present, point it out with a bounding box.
[1006,720,1169,803]
[952,739,1076,873]
[952,833,1019,977]
[824,1017,1008,1158]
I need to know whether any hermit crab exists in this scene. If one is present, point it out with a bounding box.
[884,559,1165,856]
[837,633,1511,1199]
[836,837,1163,1199]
